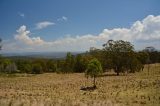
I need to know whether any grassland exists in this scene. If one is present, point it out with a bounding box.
[0,64,160,106]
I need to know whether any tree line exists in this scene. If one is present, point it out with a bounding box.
[0,39,160,75]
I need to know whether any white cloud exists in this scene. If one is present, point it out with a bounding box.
[36,21,55,29]
[57,16,68,21]
[15,25,44,45]
[2,15,160,52]
[18,12,25,18]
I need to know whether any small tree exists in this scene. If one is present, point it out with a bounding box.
[85,58,103,88]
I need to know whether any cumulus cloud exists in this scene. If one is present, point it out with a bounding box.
[36,21,55,29]
[15,25,44,45]
[2,15,160,52]
[57,16,68,21]
[99,15,160,42]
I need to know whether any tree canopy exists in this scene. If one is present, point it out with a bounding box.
[102,40,141,75]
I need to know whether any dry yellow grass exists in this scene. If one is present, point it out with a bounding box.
[0,64,160,106]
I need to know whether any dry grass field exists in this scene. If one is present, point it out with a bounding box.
[0,64,160,106]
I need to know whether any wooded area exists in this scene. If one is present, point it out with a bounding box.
[0,39,160,75]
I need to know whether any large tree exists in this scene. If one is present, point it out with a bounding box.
[85,58,103,87]
[103,40,140,75]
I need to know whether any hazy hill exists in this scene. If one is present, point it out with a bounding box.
[0,52,83,59]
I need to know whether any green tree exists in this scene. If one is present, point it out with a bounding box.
[143,46,159,63]
[137,51,149,65]
[103,40,139,75]
[3,59,12,69]
[32,63,43,74]
[23,64,32,73]
[89,48,107,70]
[129,57,142,73]
[56,60,66,73]
[32,59,47,72]
[14,59,32,73]
[85,58,103,87]
[65,52,75,72]
[0,58,18,73]
[46,60,57,72]
[74,54,86,72]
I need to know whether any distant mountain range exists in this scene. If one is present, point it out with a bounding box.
[0,52,84,59]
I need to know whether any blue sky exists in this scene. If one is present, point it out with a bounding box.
[0,0,160,52]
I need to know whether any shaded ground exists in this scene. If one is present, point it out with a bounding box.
[0,64,160,106]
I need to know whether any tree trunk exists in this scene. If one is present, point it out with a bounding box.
[115,66,120,76]
[93,76,96,87]
[117,72,119,76]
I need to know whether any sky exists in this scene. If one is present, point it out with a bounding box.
[0,0,160,53]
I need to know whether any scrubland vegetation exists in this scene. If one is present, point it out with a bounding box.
[0,39,160,105]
